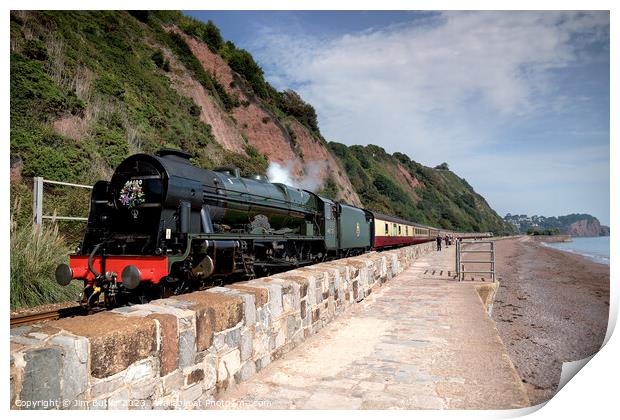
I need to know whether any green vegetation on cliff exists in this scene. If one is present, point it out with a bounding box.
[10,10,512,308]
[329,143,512,234]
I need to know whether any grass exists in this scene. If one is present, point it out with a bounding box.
[10,205,81,309]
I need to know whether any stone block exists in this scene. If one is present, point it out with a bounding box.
[107,387,130,410]
[306,276,317,306]
[53,312,157,378]
[130,377,160,400]
[237,361,256,382]
[263,283,283,319]
[352,280,360,301]
[146,301,195,330]
[255,307,270,333]
[124,358,155,383]
[252,333,270,358]
[225,327,241,348]
[185,368,204,386]
[315,288,323,305]
[178,328,196,369]
[172,291,243,348]
[50,335,88,401]
[255,355,271,372]
[240,330,252,361]
[227,284,269,307]
[286,315,297,340]
[208,287,257,326]
[312,308,320,323]
[91,373,124,398]
[20,346,62,406]
[274,324,286,348]
[277,280,301,313]
[10,335,42,347]
[212,332,226,352]
[147,313,178,376]
[162,370,184,394]
[179,383,202,403]
[202,355,217,390]
[217,349,241,383]
[275,274,309,298]
[300,299,307,319]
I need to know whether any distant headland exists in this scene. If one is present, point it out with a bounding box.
[504,213,610,237]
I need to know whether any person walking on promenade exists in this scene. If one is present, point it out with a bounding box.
[436,235,442,251]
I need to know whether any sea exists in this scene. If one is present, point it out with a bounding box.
[543,236,610,265]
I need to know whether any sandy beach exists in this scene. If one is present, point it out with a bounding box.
[491,236,610,405]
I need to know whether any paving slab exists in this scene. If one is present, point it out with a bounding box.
[214,245,529,410]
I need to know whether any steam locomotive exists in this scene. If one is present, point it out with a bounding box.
[55,149,483,307]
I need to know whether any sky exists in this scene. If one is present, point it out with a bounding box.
[185,11,611,225]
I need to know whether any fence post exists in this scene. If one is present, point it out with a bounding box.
[456,240,460,281]
[33,176,43,227]
[492,242,496,283]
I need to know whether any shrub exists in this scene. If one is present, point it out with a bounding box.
[227,48,269,99]
[151,50,165,68]
[22,38,48,61]
[201,20,223,52]
[189,102,202,117]
[95,73,125,98]
[128,10,149,23]
[278,90,320,134]
[10,209,81,309]
[318,177,338,200]
[373,173,405,202]
[10,53,66,119]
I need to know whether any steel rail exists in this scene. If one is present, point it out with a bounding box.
[10,305,87,328]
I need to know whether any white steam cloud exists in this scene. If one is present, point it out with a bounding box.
[267,161,325,192]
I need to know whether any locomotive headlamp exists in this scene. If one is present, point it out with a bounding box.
[55,263,73,286]
[121,265,141,290]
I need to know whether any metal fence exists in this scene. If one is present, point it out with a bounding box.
[456,240,496,282]
[32,176,92,226]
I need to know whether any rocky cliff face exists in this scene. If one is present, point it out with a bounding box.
[10,10,511,235]
[505,213,610,236]
[568,219,606,237]
[166,26,362,206]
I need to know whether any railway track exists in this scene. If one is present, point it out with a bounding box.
[10,305,87,328]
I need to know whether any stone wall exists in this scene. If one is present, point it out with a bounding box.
[10,242,434,410]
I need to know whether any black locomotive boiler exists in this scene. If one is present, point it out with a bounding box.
[55,149,373,307]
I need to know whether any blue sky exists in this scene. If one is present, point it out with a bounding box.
[185,11,610,225]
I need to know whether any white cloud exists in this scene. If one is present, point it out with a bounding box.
[249,11,609,221]
[256,12,605,150]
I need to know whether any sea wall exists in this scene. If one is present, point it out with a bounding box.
[10,242,435,410]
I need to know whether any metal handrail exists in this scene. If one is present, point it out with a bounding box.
[456,240,496,282]
[33,177,92,226]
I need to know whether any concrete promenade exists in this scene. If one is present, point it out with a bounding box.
[216,244,530,409]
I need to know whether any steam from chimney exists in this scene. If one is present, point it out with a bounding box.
[267,161,326,192]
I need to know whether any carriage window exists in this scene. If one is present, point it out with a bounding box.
[385,223,389,235]
[406,226,409,236]
[398,225,402,235]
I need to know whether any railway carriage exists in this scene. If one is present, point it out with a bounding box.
[370,212,435,249]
